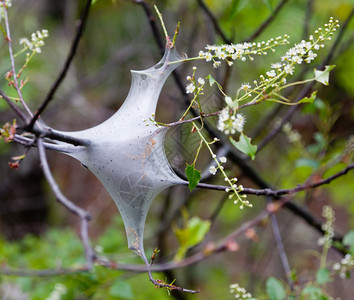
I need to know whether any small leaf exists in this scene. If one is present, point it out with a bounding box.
[11,154,26,161]
[314,65,335,86]
[266,277,286,300]
[206,74,216,87]
[298,91,317,104]
[229,0,248,18]
[225,96,239,109]
[301,285,325,299]
[229,134,257,160]
[316,267,330,285]
[343,230,354,254]
[174,217,211,261]
[185,163,201,191]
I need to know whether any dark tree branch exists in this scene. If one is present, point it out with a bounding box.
[27,0,92,130]
[243,0,289,42]
[193,163,353,198]
[267,196,294,289]
[37,137,95,269]
[196,0,231,44]
[134,0,164,54]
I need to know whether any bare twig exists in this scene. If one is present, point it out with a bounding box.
[37,137,95,269]
[0,88,29,123]
[2,1,33,117]
[28,0,92,129]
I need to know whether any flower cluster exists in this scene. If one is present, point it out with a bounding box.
[45,283,67,300]
[263,18,338,82]
[217,107,246,135]
[332,254,354,279]
[19,29,49,54]
[222,17,340,109]
[208,156,227,175]
[199,35,290,68]
[318,205,335,249]
[230,283,256,299]
[185,66,205,95]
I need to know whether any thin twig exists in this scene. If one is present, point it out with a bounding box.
[28,0,92,129]
[37,137,95,269]
[2,1,33,117]
[0,88,29,123]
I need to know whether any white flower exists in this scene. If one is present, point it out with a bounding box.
[292,55,303,64]
[19,29,49,54]
[234,114,245,132]
[241,83,251,90]
[266,70,276,77]
[205,52,212,61]
[284,64,294,75]
[307,50,317,61]
[213,61,221,68]
[219,156,227,163]
[271,62,282,69]
[209,166,217,175]
[186,83,195,94]
[197,77,205,85]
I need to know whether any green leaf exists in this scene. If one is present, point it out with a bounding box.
[314,65,336,86]
[206,74,216,87]
[298,91,317,104]
[185,163,201,191]
[109,280,133,299]
[174,217,211,261]
[343,230,354,254]
[301,285,326,300]
[229,134,257,160]
[316,267,330,285]
[266,277,286,300]
[229,0,248,18]
[225,96,239,109]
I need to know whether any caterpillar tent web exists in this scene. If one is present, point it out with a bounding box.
[49,45,187,263]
